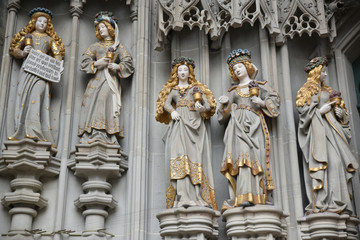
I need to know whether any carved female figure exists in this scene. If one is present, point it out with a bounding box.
[9,7,65,145]
[78,11,134,144]
[218,49,280,209]
[296,57,358,214]
[156,57,217,209]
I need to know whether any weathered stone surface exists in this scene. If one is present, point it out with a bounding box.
[222,205,288,240]
[157,206,220,240]
[298,212,359,240]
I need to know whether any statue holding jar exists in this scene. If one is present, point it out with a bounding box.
[218,49,280,210]
[8,7,65,146]
[156,57,217,210]
[296,57,358,215]
[78,11,134,144]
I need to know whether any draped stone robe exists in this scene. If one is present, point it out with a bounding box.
[10,31,62,145]
[79,40,134,144]
[218,81,280,209]
[163,85,217,210]
[297,86,358,214]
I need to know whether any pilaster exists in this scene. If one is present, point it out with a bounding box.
[0,0,21,141]
[127,0,151,239]
[53,2,84,239]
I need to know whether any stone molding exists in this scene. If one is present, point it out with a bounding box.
[157,207,221,240]
[70,142,128,238]
[222,205,289,239]
[156,0,344,49]
[0,139,60,240]
[298,212,360,240]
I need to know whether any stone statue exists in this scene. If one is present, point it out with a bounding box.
[8,7,65,146]
[218,49,280,210]
[78,11,134,144]
[156,57,217,209]
[296,57,358,215]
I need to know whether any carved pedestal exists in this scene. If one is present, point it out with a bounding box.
[70,142,128,239]
[156,207,220,240]
[0,139,60,240]
[222,205,289,240]
[298,212,359,240]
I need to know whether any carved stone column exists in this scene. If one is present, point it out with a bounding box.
[298,213,359,240]
[0,0,21,141]
[0,139,60,240]
[53,2,84,239]
[70,142,127,239]
[157,207,220,240]
[222,205,288,240]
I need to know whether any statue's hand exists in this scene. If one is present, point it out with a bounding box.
[195,101,206,113]
[219,96,229,104]
[22,45,32,57]
[319,101,334,115]
[171,111,181,121]
[108,63,120,71]
[334,107,345,119]
[251,96,265,107]
[94,57,110,69]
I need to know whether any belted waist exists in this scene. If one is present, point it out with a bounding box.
[176,99,195,111]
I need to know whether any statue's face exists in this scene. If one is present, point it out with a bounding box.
[232,63,248,79]
[320,66,327,82]
[177,65,189,82]
[98,22,110,39]
[35,16,48,33]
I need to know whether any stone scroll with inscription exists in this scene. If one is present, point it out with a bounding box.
[23,49,63,83]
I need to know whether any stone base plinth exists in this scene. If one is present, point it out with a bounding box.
[0,139,60,239]
[222,205,289,240]
[298,212,359,240]
[156,207,220,240]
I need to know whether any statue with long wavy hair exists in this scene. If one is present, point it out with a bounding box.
[8,7,65,145]
[78,11,134,144]
[218,49,280,210]
[155,57,217,209]
[296,57,358,215]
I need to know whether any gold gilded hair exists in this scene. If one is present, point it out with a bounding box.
[10,13,65,58]
[229,61,255,81]
[156,63,216,124]
[95,21,115,41]
[296,65,333,107]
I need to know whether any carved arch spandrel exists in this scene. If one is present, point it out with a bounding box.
[217,0,279,36]
[276,0,336,45]
[157,0,219,50]
[156,0,342,50]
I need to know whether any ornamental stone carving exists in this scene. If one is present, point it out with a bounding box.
[157,0,219,49]
[0,139,60,240]
[69,142,128,239]
[156,0,345,48]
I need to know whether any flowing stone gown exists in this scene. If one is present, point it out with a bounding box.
[218,81,280,209]
[163,85,217,210]
[10,32,62,145]
[297,87,358,214]
[79,41,134,144]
